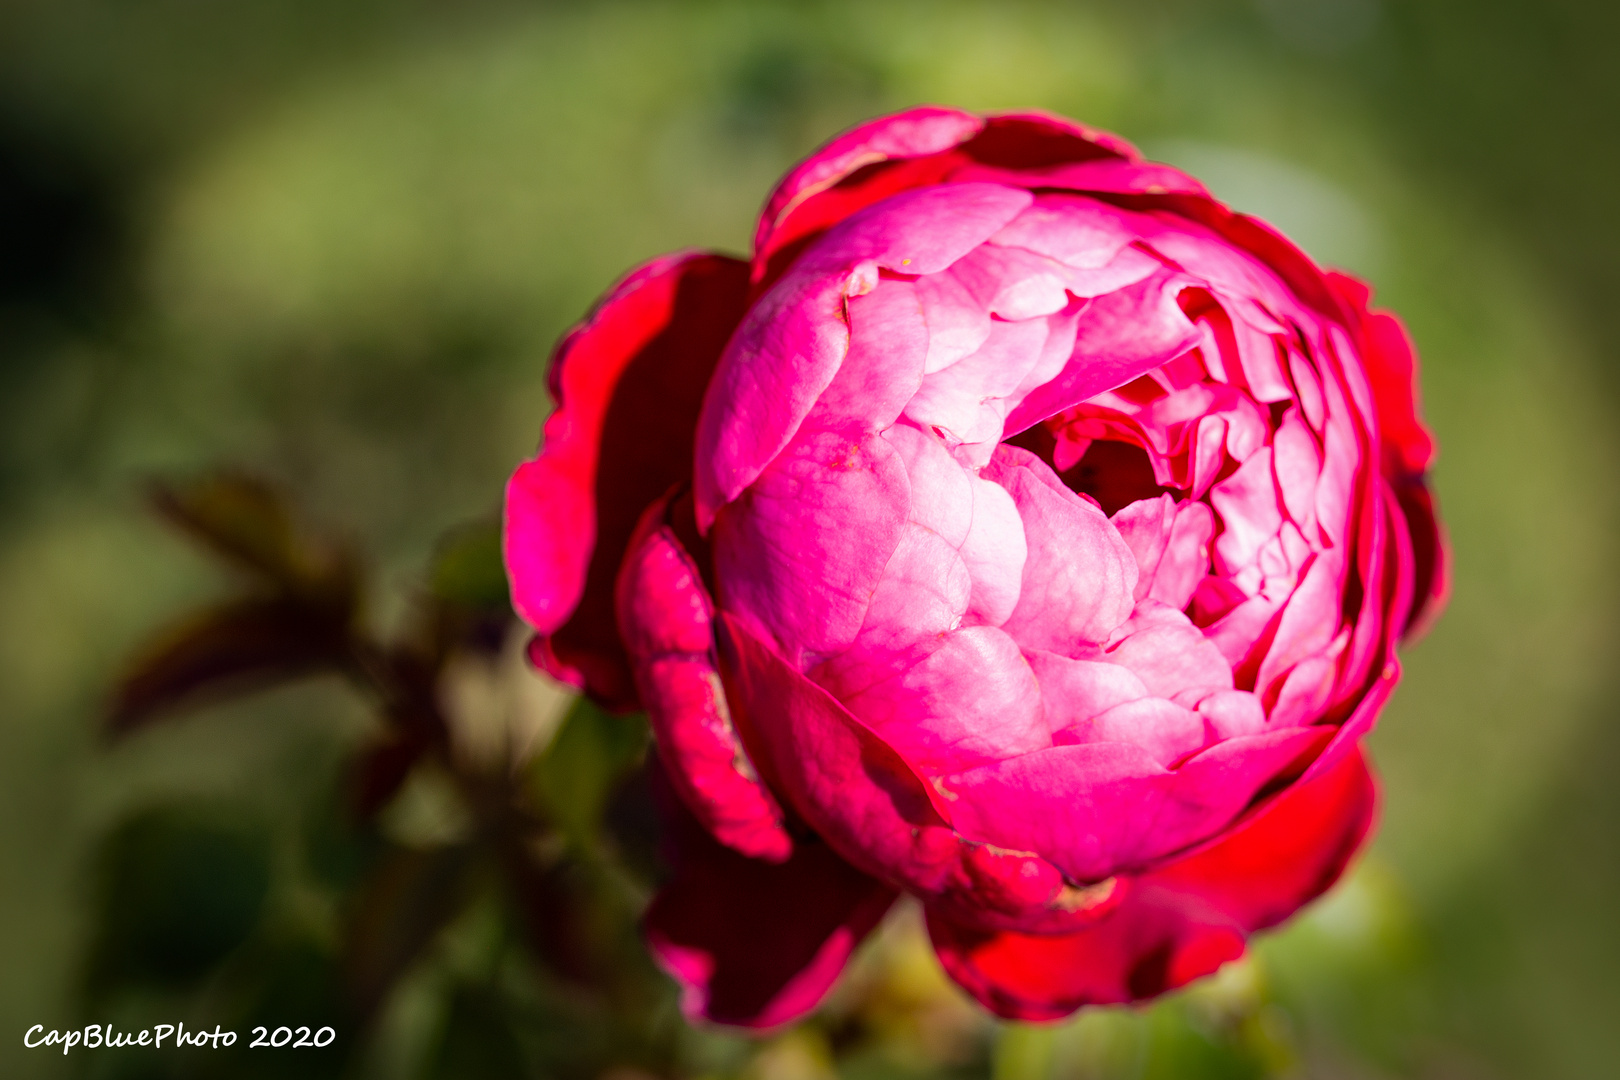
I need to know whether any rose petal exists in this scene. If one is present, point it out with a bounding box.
[644,759,896,1029]
[837,625,1051,774]
[988,447,1137,652]
[617,496,792,862]
[713,429,910,661]
[939,726,1329,882]
[1004,269,1200,435]
[506,252,750,704]
[926,746,1373,1020]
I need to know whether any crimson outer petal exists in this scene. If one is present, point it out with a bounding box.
[1327,271,1450,640]
[504,252,750,706]
[643,756,897,1029]
[926,748,1376,1021]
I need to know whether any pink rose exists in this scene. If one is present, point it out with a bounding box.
[504,107,1446,1026]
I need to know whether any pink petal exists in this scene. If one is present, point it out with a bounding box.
[1210,447,1283,575]
[837,626,1050,773]
[947,244,1073,320]
[1057,696,1208,768]
[1195,689,1268,740]
[811,524,973,700]
[925,746,1375,1021]
[985,194,1141,268]
[505,253,750,702]
[753,107,986,274]
[1003,269,1200,435]
[1272,408,1321,530]
[1105,601,1234,701]
[1026,649,1149,732]
[803,278,928,437]
[960,475,1028,626]
[989,447,1138,652]
[905,317,1053,444]
[1254,549,1343,701]
[715,611,967,894]
[938,726,1329,882]
[1112,495,1214,609]
[697,184,1031,525]
[617,497,792,861]
[916,271,993,374]
[712,429,909,661]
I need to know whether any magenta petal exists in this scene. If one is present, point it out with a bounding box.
[1272,409,1321,530]
[837,625,1050,773]
[1196,689,1268,740]
[1105,601,1233,701]
[713,429,910,661]
[699,186,1032,523]
[940,726,1328,882]
[693,268,857,526]
[715,611,965,895]
[989,447,1137,652]
[805,278,928,436]
[960,475,1028,626]
[885,423,975,544]
[1027,649,1149,731]
[906,317,1052,444]
[927,895,1245,1021]
[644,759,896,1029]
[915,271,993,373]
[947,244,1072,320]
[929,747,1374,1021]
[1060,697,1207,768]
[1112,494,1213,608]
[986,194,1140,268]
[1210,447,1282,575]
[505,252,749,702]
[805,182,1034,277]
[1254,549,1343,701]
[617,498,792,862]
[1003,269,1200,435]
[810,525,973,703]
[754,106,986,269]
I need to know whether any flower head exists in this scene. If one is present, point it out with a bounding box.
[505,107,1446,1026]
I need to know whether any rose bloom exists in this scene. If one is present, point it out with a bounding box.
[504,108,1446,1027]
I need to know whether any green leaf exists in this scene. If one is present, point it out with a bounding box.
[429,518,510,614]
[428,983,529,1080]
[530,697,648,851]
[86,803,271,997]
[343,842,481,1021]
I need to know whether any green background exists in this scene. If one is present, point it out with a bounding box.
[1,1,1616,1077]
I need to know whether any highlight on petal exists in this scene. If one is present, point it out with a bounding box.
[712,429,910,662]
[988,446,1137,653]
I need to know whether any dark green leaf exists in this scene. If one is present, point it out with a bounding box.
[343,842,480,1021]
[429,517,510,614]
[86,803,271,998]
[428,983,529,1080]
[530,698,648,851]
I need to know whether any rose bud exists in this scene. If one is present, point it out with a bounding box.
[504,107,1447,1027]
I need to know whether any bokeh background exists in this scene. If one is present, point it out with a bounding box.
[2,1,1617,1077]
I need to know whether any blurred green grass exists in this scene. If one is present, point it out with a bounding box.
[0,1,1616,1077]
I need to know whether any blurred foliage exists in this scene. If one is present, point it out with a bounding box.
[0,1,1617,1078]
